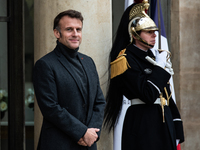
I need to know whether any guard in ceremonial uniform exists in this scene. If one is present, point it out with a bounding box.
[104,1,184,150]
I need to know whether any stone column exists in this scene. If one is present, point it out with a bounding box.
[34,0,113,149]
[171,0,200,149]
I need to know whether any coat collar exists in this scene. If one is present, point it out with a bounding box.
[127,44,155,60]
[56,40,79,58]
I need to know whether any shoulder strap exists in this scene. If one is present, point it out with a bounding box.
[110,49,131,79]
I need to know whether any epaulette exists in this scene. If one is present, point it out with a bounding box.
[110,49,131,79]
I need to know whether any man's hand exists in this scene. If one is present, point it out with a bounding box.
[83,128,100,147]
[77,138,87,146]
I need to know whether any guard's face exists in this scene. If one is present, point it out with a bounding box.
[135,30,156,51]
[54,16,82,50]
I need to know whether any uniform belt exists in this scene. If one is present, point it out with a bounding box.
[131,98,167,106]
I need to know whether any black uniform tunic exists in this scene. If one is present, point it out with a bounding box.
[115,44,184,150]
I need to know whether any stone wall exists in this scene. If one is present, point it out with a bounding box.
[171,0,200,149]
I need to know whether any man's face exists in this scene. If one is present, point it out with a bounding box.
[54,16,82,50]
[135,30,156,51]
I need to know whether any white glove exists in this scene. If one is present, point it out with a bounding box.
[165,61,174,75]
[155,49,174,75]
[145,56,174,75]
[155,49,167,68]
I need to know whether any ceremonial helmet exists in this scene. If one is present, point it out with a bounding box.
[128,0,158,47]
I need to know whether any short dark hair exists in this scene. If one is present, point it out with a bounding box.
[53,9,84,30]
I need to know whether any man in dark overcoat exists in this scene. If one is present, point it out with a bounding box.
[33,10,106,150]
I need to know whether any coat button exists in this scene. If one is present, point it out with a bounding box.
[82,104,86,108]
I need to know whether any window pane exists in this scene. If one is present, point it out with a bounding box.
[0,0,7,16]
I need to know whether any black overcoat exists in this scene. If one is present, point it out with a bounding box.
[33,42,106,150]
[114,44,184,150]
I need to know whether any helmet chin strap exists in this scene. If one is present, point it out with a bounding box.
[132,29,154,48]
[136,36,154,48]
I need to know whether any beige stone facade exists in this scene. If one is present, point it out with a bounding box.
[34,0,200,149]
[171,1,200,149]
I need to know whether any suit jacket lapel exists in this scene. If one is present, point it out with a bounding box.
[77,54,95,123]
[77,54,92,98]
[56,50,87,103]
